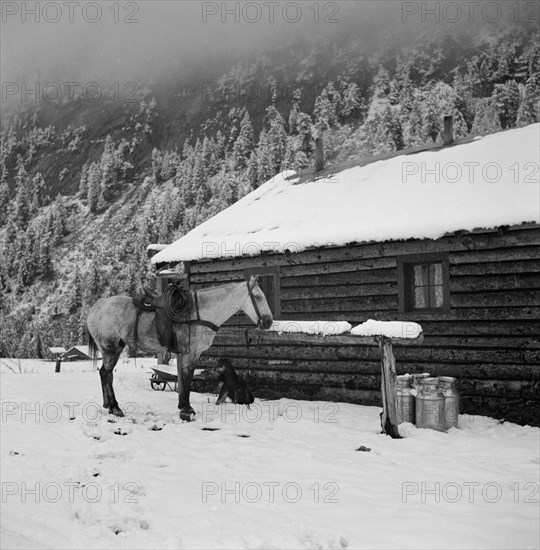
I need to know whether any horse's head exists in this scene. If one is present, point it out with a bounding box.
[241,276,273,330]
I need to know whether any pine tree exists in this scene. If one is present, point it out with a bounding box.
[516,74,540,127]
[246,153,258,190]
[256,129,274,185]
[37,230,53,278]
[52,194,66,245]
[68,267,83,313]
[471,99,502,135]
[99,135,118,204]
[313,82,340,129]
[296,112,314,158]
[0,161,10,226]
[16,233,30,289]
[452,72,474,131]
[152,148,164,183]
[421,92,441,143]
[288,102,300,134]
[35,332,44,359]
[14,155,31,229]
[492,81,520,129]
[4,218,18,276]
[79,163,89,196]
[87,163,100,213]
[0,253,8,294]
[85,259,101,302]
[30,173,45,213]
[369,104,403,154]
[264,104,288,173]
[340,81,363,119]
[373,66,391,98]
[401,94,424,147]
[228,107,244,149]
[231,111,254,171]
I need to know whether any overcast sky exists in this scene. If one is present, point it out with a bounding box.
[0,1,416,86]
[0,0,529,94]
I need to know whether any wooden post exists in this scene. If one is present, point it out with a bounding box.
[379,336,401,438]
[55,358,61,373]
[315,136,325,172]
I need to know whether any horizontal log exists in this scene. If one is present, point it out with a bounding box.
[213,329,540,350]
[281,258,397,277]
[450,259,540,276]
[450,246,540,264]
[281,269,396,287]
[416,320,540,337]
[190,272,245,284]
[202,341,537,365]
[189,227,540,274]
[244,374,383,406]
[397,307,540,322]
[282,294,398,313]
[282,283,397,300]
[459,396,540,426]
[251,373,540,400]
[197,356,540,380]
[456,378,540,399]
[451,289,540,308]
[224,320,540,338]
[450,273,540,292]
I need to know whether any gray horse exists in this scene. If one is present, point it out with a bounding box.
[87,277,273,421]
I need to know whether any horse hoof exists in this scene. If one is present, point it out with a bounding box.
[110,408,124,417]
[179,410,195,422]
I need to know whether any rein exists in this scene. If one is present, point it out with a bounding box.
[187,291,220,333]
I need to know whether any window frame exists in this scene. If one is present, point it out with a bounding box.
[397,252,450,314]
[244,266,281,317]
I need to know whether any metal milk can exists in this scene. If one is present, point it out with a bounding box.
[415,377,446,432]
[438,376,460,430]
[411,373,430,391]
[396,375,415,424]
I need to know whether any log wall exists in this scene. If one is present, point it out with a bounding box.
[188,225,540,426]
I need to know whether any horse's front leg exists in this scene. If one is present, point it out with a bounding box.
[176,353,196,421]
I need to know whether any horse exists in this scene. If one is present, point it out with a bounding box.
[86,276,273,421]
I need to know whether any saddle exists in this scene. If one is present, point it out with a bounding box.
[133,287,168,311]
[132,283,194,353]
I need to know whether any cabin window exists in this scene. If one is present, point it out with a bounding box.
[244,266,281,317]
[397,252,450,313]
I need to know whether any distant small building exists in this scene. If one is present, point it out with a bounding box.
[49,347,67,359]
[62,345,101,361]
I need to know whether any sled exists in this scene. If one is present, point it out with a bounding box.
[149,364,208,392]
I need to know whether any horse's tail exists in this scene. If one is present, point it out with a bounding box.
[87,330,100,369]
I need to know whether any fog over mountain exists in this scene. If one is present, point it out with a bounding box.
[2,0,525,96]
[2,1,385,86]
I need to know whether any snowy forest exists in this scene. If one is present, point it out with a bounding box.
[0,21,539,357]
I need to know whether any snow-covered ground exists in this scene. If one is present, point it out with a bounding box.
[1,358,539,550]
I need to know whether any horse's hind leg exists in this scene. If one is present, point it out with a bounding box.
[99,345,125,416]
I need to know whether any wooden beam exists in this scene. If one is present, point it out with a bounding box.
[378,336,401,438]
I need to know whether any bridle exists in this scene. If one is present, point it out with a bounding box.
[246,280,263,328]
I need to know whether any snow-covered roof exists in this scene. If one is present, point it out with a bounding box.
[49,347,67,354]
[63,345,100,358]
[152,124,540,264]
[147,244,168,252]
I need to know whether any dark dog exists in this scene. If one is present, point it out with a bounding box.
[215,358,254,406]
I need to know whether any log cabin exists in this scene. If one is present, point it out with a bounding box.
[151,123,540,426]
